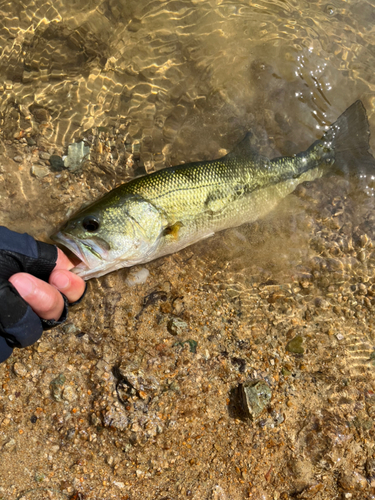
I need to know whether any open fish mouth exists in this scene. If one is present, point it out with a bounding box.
[51,231,108,272]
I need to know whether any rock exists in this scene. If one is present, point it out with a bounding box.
[172,297,185,315]
[32,107,50,122]
[50,374,66,401]
[26,137,36,146]
[241,379,272,421]
[182,339,197,353]
[286,335,304,354]
[62,323,78,334]
[31,165,50,178]
[13,362,28,377]
[160,281,172,293]
[102,406,129,431]
[117,364,159,394]
[339,470,367,491]
[49,155,65,171]
[13,155,23,163]
[167,317,188,336]
[2,438,16,450]
[62,386,77,402]
[63,141,90,172]
[125,267,150,287]
[39,152,50,161]
[299,274,313,289]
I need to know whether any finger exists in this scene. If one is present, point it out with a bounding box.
[55,247,83,271]
[48,268,86,304]
[9,273,64,321]
[55,247,76,271]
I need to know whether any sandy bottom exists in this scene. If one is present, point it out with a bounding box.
[1,132,375,500]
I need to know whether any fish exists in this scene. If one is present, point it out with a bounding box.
[52,100,374,280]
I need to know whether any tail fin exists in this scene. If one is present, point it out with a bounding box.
[323,100,375,178]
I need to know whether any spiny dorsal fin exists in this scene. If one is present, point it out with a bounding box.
[222,132,266,162]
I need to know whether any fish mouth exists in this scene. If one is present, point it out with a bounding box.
[51,231,109,274]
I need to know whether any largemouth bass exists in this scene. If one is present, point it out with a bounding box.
[53,100,374,280]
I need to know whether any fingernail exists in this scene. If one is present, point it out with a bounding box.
[12,276,35,298]
[50,271,71,290]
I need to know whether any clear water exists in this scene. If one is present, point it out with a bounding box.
[1,0,375,362]
[0,0,374,356]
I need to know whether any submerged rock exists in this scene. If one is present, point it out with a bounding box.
[13,362,28,377]
[241,379,272,421]
[125,267,150,287]
[167,317,188,336]
[50,373,66,401]
[31,165,50,178]
[63,141,90,172]
[286,335,304,354]
[49,154,65,171]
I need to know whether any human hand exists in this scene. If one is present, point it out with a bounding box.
[0,227,86,363]
[9,249,85,322]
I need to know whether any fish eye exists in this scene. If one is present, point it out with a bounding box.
[82,216,100,232]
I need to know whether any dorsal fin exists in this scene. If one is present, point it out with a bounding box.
[221,132,266,162]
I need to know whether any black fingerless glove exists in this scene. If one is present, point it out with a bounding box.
[0,227,70,363]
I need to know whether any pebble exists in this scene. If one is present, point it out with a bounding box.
[13,155,23,163]
[50,374,66,401]
[62,323,78,334]
[64,141,90,172]
[13,362,28,377]
[13,130,24,140]
[31,165,50,178]
[125,267,150,286]
[241,379,272,421]
[39,151,50,160]
[2,438,16,450]
[286,335,304,354]
[49,155,65,172]
[172,297,185,315]
[167,317,188,336]
[62,386,77,402]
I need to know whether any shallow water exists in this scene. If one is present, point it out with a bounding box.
[1,0,375,499]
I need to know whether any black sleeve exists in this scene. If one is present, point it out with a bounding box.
[0,226,68,363]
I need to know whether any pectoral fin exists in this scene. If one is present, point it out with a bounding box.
[163,221,184,240]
